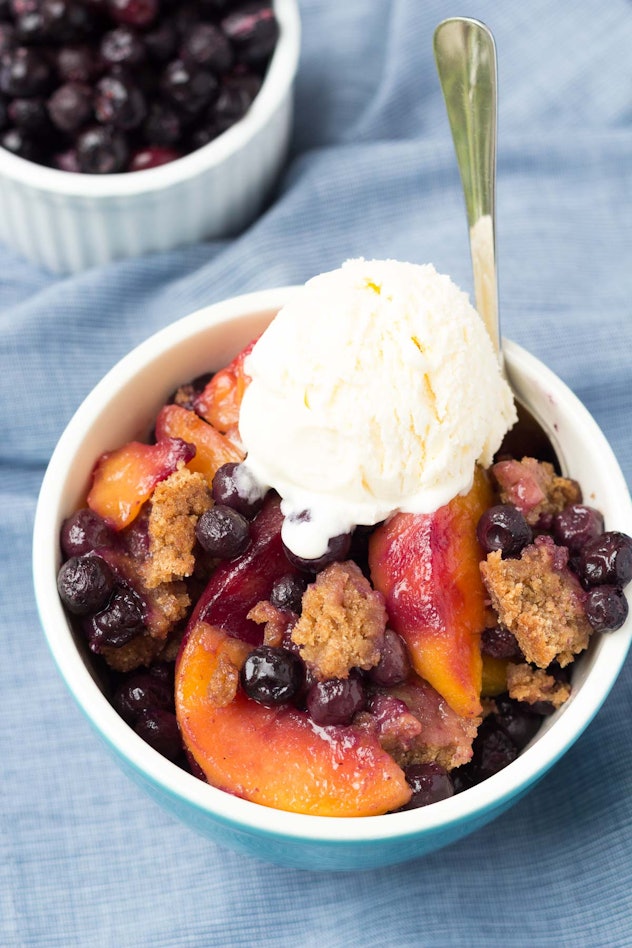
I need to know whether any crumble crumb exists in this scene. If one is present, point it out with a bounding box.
[492,457,581,526]
[144,466,212,588]
[506,662,571,709]
[207,653,241,707]
[247,600,297,647]
[290,560,387,679]
[481,536,592,668]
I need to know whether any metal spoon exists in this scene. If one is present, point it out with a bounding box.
[433,17,555,463]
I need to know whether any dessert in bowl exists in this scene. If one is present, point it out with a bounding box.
[33,261,632,870]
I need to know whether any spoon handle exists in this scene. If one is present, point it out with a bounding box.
[433,17,500,354]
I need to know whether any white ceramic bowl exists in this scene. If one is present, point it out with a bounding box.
[0,0,300,274]
[32,288,632,871]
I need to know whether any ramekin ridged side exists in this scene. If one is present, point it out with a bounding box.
[0,0,300,273]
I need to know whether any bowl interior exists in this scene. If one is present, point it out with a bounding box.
[33,290,632,849]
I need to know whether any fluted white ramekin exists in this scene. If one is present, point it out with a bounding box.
[0,0,300,274]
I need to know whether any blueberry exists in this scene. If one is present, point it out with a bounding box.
[180,23,233,73]
[480,626,523,661]
[128,144,179,170]
[399,763,454,810]
[133,708,182,761]
[0,123,35,157]
[187,119,220,151]
[221,3,278,65]
[142,97,180,144]
[553,504,604,553]
[0,46,51,97]
[40,1,96,44]
[52,146,80,171]
[47,81,92,132]
[76,124,128,172]
[195,505,250,559]
[148,660,174,685]
[306,676,366,726]
[240,646,304,707]
[0,25,16,58]
[143,19,177,62]
[8,1,33,18]
[112,670,174,724]
[469,720,519,782]
[450,766,475,795]
[578,531,632,589]
[368,629,410,687]
[14,9,46,43]
[161,58,217,117]
[57,553,115,615]
[100,25,146,67]
[477,504,533,558]
[94,73,146,129]
[492,695,542,750]
[524,699,557,717]
[213,79,258,132]
[7,95,49,131]
[269,573,306,614]
[107,0,158,30]
[56,43,102,83]
[211,462,266,518]
[88,583,144,648]
[585,585,629,632]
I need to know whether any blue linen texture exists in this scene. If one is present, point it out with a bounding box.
[2,1,631,945]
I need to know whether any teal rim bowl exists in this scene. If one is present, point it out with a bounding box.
[32,288,632,871]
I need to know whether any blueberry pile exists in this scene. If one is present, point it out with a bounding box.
[57,507,145,650]
[112,663,183,761]
[0,0,278,172]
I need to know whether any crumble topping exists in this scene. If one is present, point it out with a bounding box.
[481,535,592,668]
[290,560,387,679]
[99,629,182,674]
[506,662,571,709]
[144,466,212,588]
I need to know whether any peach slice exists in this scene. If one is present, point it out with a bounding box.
[155,403,244,486]
[369,468,493,719]
[87,437,195,530]
[176,621,412,816]
[194,337,257,432]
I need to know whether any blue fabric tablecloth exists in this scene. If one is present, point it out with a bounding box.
[3,1,632,945]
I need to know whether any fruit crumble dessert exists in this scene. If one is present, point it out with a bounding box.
[56,260,632,816]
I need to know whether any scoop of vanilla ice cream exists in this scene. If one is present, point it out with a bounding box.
[238,258,517,559]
